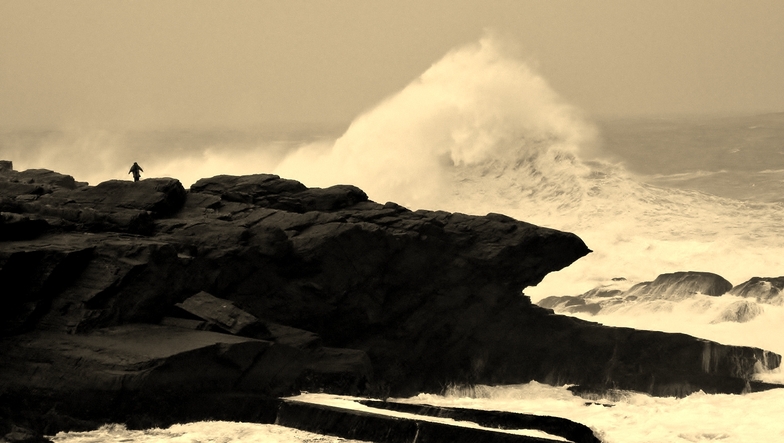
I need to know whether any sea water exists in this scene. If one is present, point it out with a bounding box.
[6,36,784,442]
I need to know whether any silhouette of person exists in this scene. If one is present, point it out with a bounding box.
[129,162,143,182]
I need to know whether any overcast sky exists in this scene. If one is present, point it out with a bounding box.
[2,0,783,129]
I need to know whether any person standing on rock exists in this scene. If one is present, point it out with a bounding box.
[128,162,143,182]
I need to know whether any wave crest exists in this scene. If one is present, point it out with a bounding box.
[275,35,597,212]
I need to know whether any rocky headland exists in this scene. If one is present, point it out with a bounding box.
[0,161,781,440]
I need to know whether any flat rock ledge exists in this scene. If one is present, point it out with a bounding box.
[0,163,781,440]
[276,398,597,443]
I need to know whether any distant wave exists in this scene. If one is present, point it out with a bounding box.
[643,170,730,181]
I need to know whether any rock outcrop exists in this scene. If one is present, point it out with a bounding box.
[626,271,733,300]
[0,163,781,438]
[711,300,765,324]
[540,272,782,324]
[730,277,784,306]
[277,398,597,443]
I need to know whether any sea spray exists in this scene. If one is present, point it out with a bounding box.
[271,36,784,301]
[274,34,596,214]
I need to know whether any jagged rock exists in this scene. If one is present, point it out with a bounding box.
[190,174,307,205]
[0,174,186,235]
[0,166,780,436]
[0,166,81,190]
[0,242,95,334]
[712,300,765,323]
[730,277,784,306]
[13,169,80,190]
[174,291,269,337]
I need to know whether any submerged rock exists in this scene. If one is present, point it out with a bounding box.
[712,300,764,323]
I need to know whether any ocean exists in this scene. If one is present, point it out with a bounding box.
[5,37,784,442]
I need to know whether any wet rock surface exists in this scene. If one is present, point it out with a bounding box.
[277,398,580,443]
[540,271,784,324]
[0,163,780,439]
[358,400,601,443]
[730,276,784,306]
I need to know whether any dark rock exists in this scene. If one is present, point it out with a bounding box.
[190,174,307,205]
[0,167,780,436]
[56,178,186,219]
[2,425,51,443]
[0,324,294,429]
[0,243,95,335]
[359,400,601,443]
[299,347,373,394]
[190,174,367,213]
[265,323,322,349]
[276,400,418,443]
[174,291,270,337]
[15,169,79,190]
[730,277,784,305]
[277,399,561,443]
[539,271,735,317]
[0,176,186,235]
[626,271,732,300]
[0,213,49,241]
[537,295,576,309]
[0,166,79,192]
[537,296,603,315]
[711,300,764,323]
[159,316,210,330]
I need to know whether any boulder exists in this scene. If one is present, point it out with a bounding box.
[174,291,269,337]
[730,277,784,306]
[712,300,765,323]
[626,271,732,300]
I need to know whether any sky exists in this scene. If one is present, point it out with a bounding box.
[2,0,784,130]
